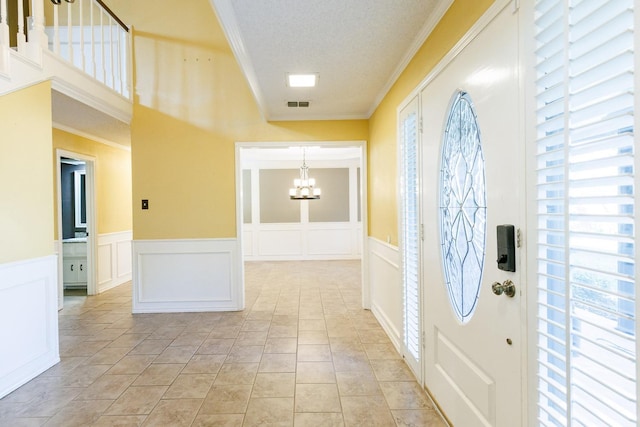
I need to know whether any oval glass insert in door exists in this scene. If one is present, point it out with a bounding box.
[438,91,487,323]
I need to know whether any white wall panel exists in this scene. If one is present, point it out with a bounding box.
[97,231,132,293]
[97,243,112,284]
[0,255,59,399]
[138,252,232,302]
[116,240,132,280]
[132,239,243,313]
[258,229,302,256]
[308,228,352,255]
[245,224,361,261]
[368,237,402,352]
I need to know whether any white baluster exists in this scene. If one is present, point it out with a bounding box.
[124,24,131,98]
[108,15,113,89]
[115,24,121,94]
[100,9,105,85]
[79,0,85,72]
[0,0,8,47]
[16,0,26,52]
[53,0,60,54]
[66,0,72,65]
[25,0,49,64]
[89,0,95,77]
[0,0,8,74]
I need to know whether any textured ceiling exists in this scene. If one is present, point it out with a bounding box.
[212,0,452,121]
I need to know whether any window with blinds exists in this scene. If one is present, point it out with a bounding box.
[400,97,421,374]
[534,0,636,425]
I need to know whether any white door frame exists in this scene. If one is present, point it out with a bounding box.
[56,149,98,309]
[234,140,369,307]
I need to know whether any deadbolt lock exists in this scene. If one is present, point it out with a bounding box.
[492,279,516,298]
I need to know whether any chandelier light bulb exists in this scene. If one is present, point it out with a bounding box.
[289,148,321,200]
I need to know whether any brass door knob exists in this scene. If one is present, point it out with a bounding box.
[492,280,516,298]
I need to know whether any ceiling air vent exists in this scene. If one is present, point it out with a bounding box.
[287,101,310,108]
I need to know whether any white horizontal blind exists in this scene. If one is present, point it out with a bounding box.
[400,97,421,373]
[534,0,636,426]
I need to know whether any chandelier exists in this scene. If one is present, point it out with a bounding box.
[289,149,321,200]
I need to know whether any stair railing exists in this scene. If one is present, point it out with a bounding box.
[0,0,130,99]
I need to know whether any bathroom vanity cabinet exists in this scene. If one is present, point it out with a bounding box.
[62,240,87,288]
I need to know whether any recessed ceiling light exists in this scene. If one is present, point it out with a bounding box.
[287,73,317,88]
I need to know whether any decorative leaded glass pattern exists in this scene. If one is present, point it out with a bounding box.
[439,91,486,323]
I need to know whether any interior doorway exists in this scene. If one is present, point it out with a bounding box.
[56,149,97,309]
[235,141,369,308]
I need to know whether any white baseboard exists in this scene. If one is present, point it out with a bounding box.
[97,231,132,293]
[371,301,402,353]
[132,239,244,313]
[367,237,402,352]
[0,255,60,399]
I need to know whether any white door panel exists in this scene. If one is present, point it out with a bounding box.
[421,4,523,426]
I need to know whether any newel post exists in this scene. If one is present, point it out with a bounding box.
[25,0,48,64]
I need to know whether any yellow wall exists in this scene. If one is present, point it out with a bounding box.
[368,0,494,245]
[107,0,492,242]
[52,129,132,238]
[107,0,368,240]
[0,82,54,263]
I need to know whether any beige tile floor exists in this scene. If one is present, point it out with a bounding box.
[0,260,447,426]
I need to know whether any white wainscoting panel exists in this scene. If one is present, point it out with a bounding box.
[0,255,59,399]
[244,223,362,261]
[258,229,302,257]
[368,237,402,352]
[98,243,112,285]
[308,227,352,255]
[97,231,132,293]
[132,239,243,313]
[116,240,132,280]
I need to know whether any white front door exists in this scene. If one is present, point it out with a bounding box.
[421,3,524,426]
